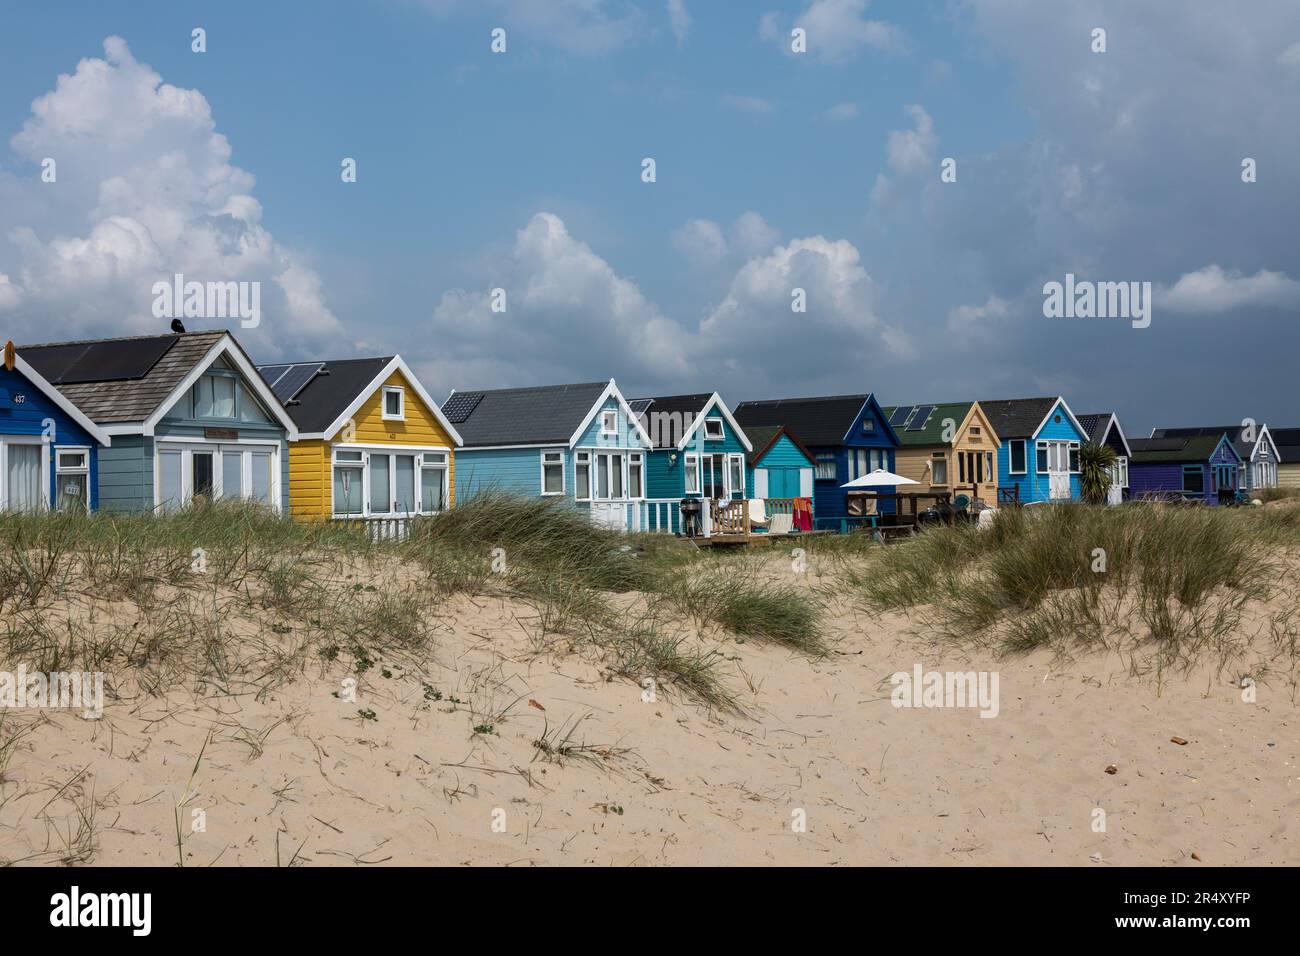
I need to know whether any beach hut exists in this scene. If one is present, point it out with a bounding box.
[627,392,754,535]
[1272,428,1300,490]
[446,379,655,531]
[1075,412,1134,504]
[1149,424,1279,494]
[882,402,1002,508]
[978,397,1088,504]
[743,424,816,532]
[256,355,462,534]
[1,340,111,512]
[1128,432,1242,505]
[734,393,899,531]
[19,330,296,513]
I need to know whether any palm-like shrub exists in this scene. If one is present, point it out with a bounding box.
[1079,441,1118,504]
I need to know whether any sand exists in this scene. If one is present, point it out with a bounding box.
[2,552,1297,867]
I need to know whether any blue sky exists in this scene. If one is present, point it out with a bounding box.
[1,0,1298,433]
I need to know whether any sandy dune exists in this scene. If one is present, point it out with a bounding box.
[2,552,1297,867]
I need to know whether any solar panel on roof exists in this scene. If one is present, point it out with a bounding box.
[889,406,913,427]
[627,399,654,416]
[29,336,179,385]
[905,405,936,431]
[269,363,325,402]
[256,364,293,389]
[441,392,484,424]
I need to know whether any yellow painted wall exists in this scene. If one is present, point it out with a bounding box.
[287,369,456,519]
[1277,463,1300,489]
[892,404,1002,505]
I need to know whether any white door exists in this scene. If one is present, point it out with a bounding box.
[1046,442,1071,499]
[590,451,628,530]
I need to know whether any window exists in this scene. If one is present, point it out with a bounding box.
[1182,465,1204,494]
[815,453,836,480]
[55,447,89,512]
[704,417,724,441]
[3,440,46,512]
[333,450,364,516]
[575,451,592,501]
[931,454,948,485]
[1009,439,1027,474]
[1116,456,1129,488]
[541,450,564,495]
[862,418,875,433]
[382,386,405,421]
[628,452,644,499]
[221,451,243,500]
[684,453,701,494]
[969,426,981,437]
[394,455,416,513]
[728,454,744,498]
[192,373,238,419]
[601,410,617,435]
[593,452,625,499]
[369,453,391,513]
[239,384,272,423]
[959,452,966,484]
[985,452,994,483]
[1068,442,1081,474]
[420,452,447,514]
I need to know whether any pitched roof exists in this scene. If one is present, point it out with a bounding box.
[1270,427,1300,463]
[1129,433,1230,463]
[734,394,871,446]
[256,357,392,434]
[629,393,714,449]
[977,397,1061,440]
[1150,425,1258,459]
[19,330,227,425]
[447,381,610,448]
[743,424,815,467]
[881,402,973,447]
[1075,413,1109,445]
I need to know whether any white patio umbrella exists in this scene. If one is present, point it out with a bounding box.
[840,468,918,489]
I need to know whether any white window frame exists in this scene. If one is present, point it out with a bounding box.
[684,452,701,495]
[727,453,745,497]
[628,451,644,500]
[1009,439,1028,475]
[155,438,281,512]
[592,450,627,501]
[0,436,52,512]
[330,443,449,517]
[540,449,565,496]
[55,444,91,512]
[1068,440,1081,474]
[814,452,837,480]
[704,417,725,441]
[600,410,618,436]
[930,453,948,486]
[382,386,405,422]
[574,450,592,501]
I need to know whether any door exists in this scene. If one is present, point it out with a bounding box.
[4,442,45,512]
[1039,440,1072,500]
[590,451,628,530]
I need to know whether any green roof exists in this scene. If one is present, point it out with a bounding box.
[1129,433,1232,463]
[881,402,974,447]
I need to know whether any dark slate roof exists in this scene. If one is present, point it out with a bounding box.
[734,394,870,446]
[448,381,609,448]
[881,402,973,447]
[1150,425,1256,459]
[19,330,227,425]
[1271,427,1300,463]
[743,424,814,467]
[628,393,714,449]
[1129,434,1228,463]
[1075,413,1108,445]
[256,357,391,434]
[977,397,1060,440]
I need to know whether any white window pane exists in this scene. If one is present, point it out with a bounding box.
[597,456,610,498]
[222,452,243,499]
[629,459,642,498]
[159,450,183,512]
[369,454,390,512]
[251,453,272,504]
[420,467,445,513]
[334,466,362,515]
[395,455,416,514]
[7,444,42,511]
[575,459,590,500]
[57,472,87,512]
[212,377,236,418]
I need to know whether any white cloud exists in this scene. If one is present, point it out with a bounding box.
[763,0,903,64]
[672,218,729,262]
[0,273,22,312]
[667,0,691,46]
[722,94,773,114]
[948,295,1010,334]
[1158,265,1300,313]
[885,104,936,176]
[0,37,342,352]
[824,102,859,121]
[730,211,780,256]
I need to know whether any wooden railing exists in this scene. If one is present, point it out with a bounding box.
[334,515,416,540]
[633,498,680,533]
[710,499,751,537]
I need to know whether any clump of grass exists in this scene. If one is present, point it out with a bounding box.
[658,566,825,655]
[607,612,734,712]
